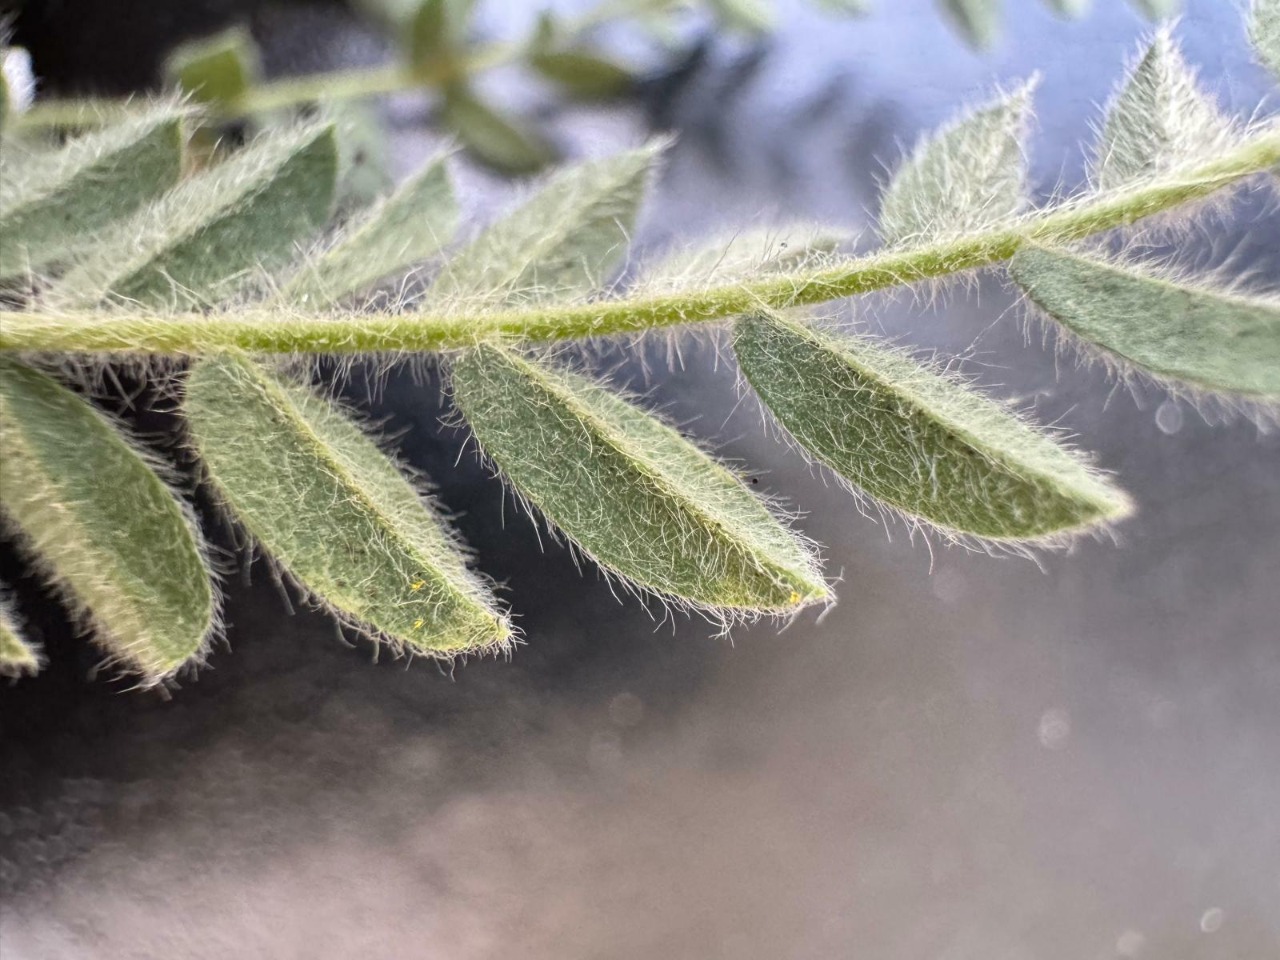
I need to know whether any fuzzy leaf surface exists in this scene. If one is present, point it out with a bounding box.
[282,155,457,306]
[53,122,338,308]
[452,345,827,614]
[1252,0,1280,80]
[636,224,849,293]
[0,105,185,277]
[0,358,214,679]
[184,355,510,655]
[0,594,40,678]
[1011,245,1280,397]
[878,81,1033,246]
[940,0,1001,50]
[432,143,658,304]
[1093,29,1235,191]
[734,313,1132,541]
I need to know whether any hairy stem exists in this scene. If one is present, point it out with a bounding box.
[3,129,1277,356]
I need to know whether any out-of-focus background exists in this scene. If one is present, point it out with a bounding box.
[2,1,1278,957]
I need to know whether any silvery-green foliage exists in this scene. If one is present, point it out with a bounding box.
[281,155,457,306]
[1253,0,1280,80]
[1011,246,1280,400]
[452,346,828,616]
[185,355,512,656]
[2,12,1279,686]
[441,143,823,616]
[1093,28,1235,191]
[0,592,41,678]
[52,122,339,308]
[0,103,186,278]
[878,81,1033,245]
[734,312,1131,542]
[431,143,660,304]
[0,358,215,682]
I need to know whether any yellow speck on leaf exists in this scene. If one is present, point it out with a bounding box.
[410,580,425,591]
[413,618,425,630]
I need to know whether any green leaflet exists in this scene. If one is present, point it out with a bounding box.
[529,50,634,100]
[282,155,457,306]
[0,593,41,678]
[451,346,828,614]
[406,0,476,75]
[0,358,215,679]
[443,138,825,614]
[1128,0,1180,19]
[163,26,260,106]
[878,81,1033,246]
[432,143,660,304]
[940,0,1002,50]
[526,7,633,99]
[734,313,1132,541]
[1252,0,1280,80]
[440,85,556,176]
[184,354,511,656]
[1093,29,1235,191]
[1011,245,1280,398]
[53,122,338,308]
[325,100,395,212]
[0,104,186,278]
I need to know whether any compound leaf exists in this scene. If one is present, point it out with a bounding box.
[282,154,457,306]
[184,354,511,656]
[53,121,338,308]
[0,103,186,278]
[878,80,1034,246]
[0,358,215,680]
[1011,245,1280,398]
[432,142,659,304]
[1093,28,1235,191]
[451,345,828,615]
[734,312,1132,541]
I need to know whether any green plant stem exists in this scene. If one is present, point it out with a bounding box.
[14,0,671,132]
[3,130,1277,356]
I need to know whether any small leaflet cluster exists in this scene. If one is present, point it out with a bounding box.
[0,10,1278,685]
